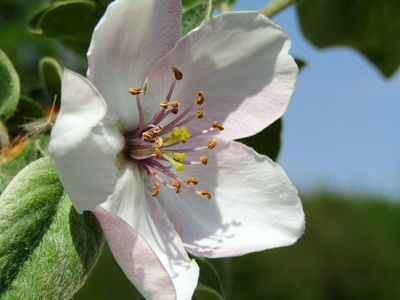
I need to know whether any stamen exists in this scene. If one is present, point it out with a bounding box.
[207,139,217,149]
[155,137,163,147]
[197,91,205,105]
[172,67,183,80]
[160,100,169,109]
[173,181,181,193]
[142,131,154,140]
[153,148,161,159]
[152,183,160,197]
[187,177,199,185]
[200,190,212,200]
[153,125,164,134]
[197,108,204,119]
[128,87,143,95]
[212,121,224,131]
[170,101,181,108]
[200,156,208,165]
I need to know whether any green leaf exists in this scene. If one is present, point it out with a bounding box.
[296,0,400,78]
[39,57,62,103]
[182,2,210,36]
[196,257,225,298]
[0,135,49,195]
[182,0,207,8]
[0,49,20,120]
[5,96,45,131]
[295,57,307,71]
[193,283,224,300]
[29,1,106,59]
[0,158,104,299]
[238,118,282,161]
[215,0,237,12]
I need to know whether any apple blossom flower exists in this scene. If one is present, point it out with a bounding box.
[48,0,305,299]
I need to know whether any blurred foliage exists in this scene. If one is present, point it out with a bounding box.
[0,49,20,121]
[296,0,400,78]
[75,193,400,299]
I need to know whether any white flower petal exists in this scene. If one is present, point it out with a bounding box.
[94,207,176,300]
[87,0,182,128]
[49,70,124,213]
[145,12,297,140]
[101,164,199,300]
[156,138,305,258]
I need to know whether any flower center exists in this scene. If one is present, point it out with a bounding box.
[123,67,224,199]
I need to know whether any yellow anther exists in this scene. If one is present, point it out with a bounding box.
[160,100,169,109]
[142,131,154,140]
[155,137,163,147]
[153,148,161,159]
[212,121,224,131]
[173,181,181,193]
[128,87,142,95]
[200,156,208,165]
[152,183,160,197]
[207,139,217,149]
[197,108,204,119]
[197,91,205,105]
[172,67,183,80]
[187,177,198,185]
[170,101,181,108]
[153,126,164,134]
[200,190,212,200]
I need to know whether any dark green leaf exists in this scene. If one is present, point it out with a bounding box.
[182,2,210,36]
[0,158,104,299]
[295,57,307,71]
[196,257,225,298]
[0,135,49,195]
[182,0,207,8]
[29,1,107,59]
[238,118,282,161]
[296,0,400,78]
[5,96,45,131]
[39,57,62,103]
[193,283,224,300]
[0,48,20,120]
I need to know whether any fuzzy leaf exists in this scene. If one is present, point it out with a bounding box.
[296,0,400,78]
[196,257,225,298]
[0,135,49,195]
[29,1,106,59]
[193,283,224,300]
[0,49,20,120]
[0,158,104,299]
[182,2,210,36]
[39,57,62,103]
[5,96,45,131]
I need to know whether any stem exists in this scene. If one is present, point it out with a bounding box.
[0,121,10,153]
[260,0,296,18]
[207,0,214,18]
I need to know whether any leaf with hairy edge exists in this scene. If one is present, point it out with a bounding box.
[0,136,49,195]
[182,2,210,36]
[0,49,19,121]
[296,0,400,78]
[0,158,104,299]
[39,57,62,103]
[29,1,107,59]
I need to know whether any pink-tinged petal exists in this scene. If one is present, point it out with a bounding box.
[87,0,182,128]
[101,164,199,300]
[49,70,124,213]
[145,12,297,140]
[156,138,305,258]
[94,207,176,300]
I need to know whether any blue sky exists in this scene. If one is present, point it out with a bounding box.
[234,1,400,200]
